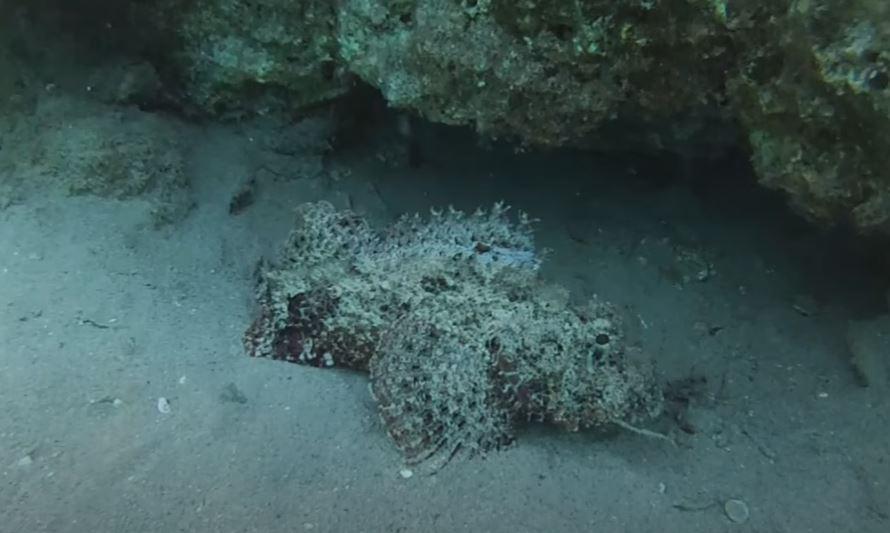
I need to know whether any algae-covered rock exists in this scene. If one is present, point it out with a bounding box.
[335,0,890,235]
[245,202,663,463]
[337,0,735,148]
[728,1,890,235]
[160,0,351,116]
[12,0,890,236]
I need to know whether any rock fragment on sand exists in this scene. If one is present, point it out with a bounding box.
[724,498,750,524]
[156,397,171,414]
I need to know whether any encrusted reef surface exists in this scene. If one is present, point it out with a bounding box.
[6,1,889,233]
[245,202,663,464]
[143,0,890,236]
[153,0,351,117]
[729,1,890,235]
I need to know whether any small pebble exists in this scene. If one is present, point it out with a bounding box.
[724,498,750,524]
[157,397,171,414]
[399,468,414,479]
[17,455,33,467]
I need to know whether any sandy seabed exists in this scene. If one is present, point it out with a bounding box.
[1,105,888,533]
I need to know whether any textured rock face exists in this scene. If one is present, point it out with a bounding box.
[335,0,890,234]
[159,0,351,116]
[151,0,890,235]
[729,1,890,234]
[337,0,734,148]
[11,0,884,235]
